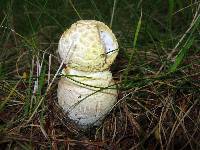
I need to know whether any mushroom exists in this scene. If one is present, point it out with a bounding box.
[57,20,118,127]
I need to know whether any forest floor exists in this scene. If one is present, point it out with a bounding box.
[0,0,200,149]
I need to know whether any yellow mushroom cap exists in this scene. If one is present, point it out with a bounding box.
[58,20,119,72]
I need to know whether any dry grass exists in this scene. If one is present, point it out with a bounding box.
[0,0,200,149]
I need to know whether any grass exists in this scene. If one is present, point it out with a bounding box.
[0,0,200,149]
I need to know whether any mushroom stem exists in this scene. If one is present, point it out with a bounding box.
[57,68,117,127]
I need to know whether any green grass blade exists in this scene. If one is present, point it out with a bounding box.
[89,0,104,21]
[169,37,194,73]
[133,10,142,48]
[109,0,117,28]
[168,0,174,30]
[168,12,200,73]
[69,0,82,19]
[0,79,22,111]
[123,10,142,83]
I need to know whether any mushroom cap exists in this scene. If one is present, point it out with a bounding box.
[58,20,118,72]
